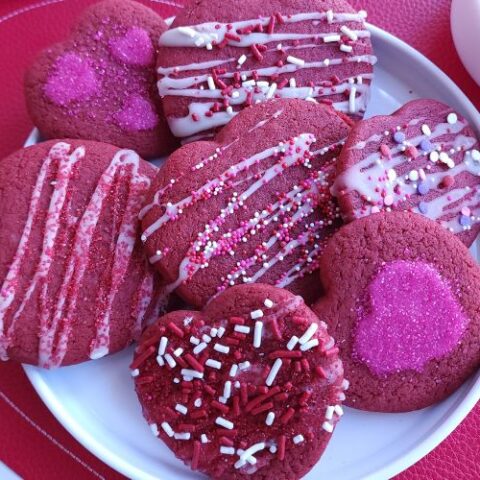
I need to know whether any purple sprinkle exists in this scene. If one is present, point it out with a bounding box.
[418,201,428,214]
[459,215,472,226]
[393,131,406,144]
[420,139,434,152]
[417,182,430,195]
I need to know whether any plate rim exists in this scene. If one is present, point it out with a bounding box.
[23,23,480,480]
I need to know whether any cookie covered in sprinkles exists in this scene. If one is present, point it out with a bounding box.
[157,0,375,142]
[140,98,353,307]
[313,211,480,412]
[333,98,480,246]
[0,140,161,368]
[133,283,345,479]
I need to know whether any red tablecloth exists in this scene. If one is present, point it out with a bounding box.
[0,1,479,479]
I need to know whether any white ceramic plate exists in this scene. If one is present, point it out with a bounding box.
[23,25,480,480]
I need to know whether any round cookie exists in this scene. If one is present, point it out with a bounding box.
[25,0,178,158]
[0,140,162,368]
[157,0,375,142]
[333,98,480,246]
[132,283,345,479]
[140,98,353,307]
[313,211,480,412]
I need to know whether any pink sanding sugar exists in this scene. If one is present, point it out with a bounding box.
[114,94,158,131]
[353,260,468,375]
[109,27,154,66]
[44,52,99,106]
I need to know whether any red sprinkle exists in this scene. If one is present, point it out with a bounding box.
[216,428,238,437]
[407,145,419,159]
[135,375,154,385]
[233,396,241,416]
[225,32,241,42]
[251,402,274,415]
[380,144,392,159]
[267,15,276,34]
[324,347,339,358]
[185,353,204,372]
[191,409,208,419]
[275,12,284,24]
[315,366,327,378]
[203,384,216,396]
[251,44,264,61]
[177,423,196,432]
[299,391,312,406]
[211,400,230,414]
[129,345,155,370]
[278,435,286,460]
[192,441,201,470]
[269,350,302,359]
[440,175,455,188]
[220,436,235,446]
[229,316,245,325]
[280,407,295,424]
[240,383,249,405]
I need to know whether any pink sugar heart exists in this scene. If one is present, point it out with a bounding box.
[44,52,99,106]
[110,27,154,67]
[114,94,158,132]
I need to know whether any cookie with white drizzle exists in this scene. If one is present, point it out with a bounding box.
[0,140,167,368]
[157,0,376,142]
[132,283,345,479]
[313,211,480,412]
[140,98,352,307]
[333,98,480,246]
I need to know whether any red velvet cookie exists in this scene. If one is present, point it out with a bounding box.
[157,0,375,142]
[0,139,164,368]
[132,283,345,479]
[140,98,353,307]
[313,211,480,412]
[333,99,480,246]
[25,0,177,158]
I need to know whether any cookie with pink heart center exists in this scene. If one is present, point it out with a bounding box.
[157,0,375,142]
[333,99,480,246]
[140,98,353,307]
[132,283,345,479]
[25,0,178,158]
[313,211,480,412]
[0,139,171,368]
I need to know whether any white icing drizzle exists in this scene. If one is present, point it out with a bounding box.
[0,143,154,367]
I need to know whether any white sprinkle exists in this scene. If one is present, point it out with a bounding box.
[326,9,334,23]
[214,343,230,354]
[164,354,176,368]
[216,417,234,429]
[183,316,193,326]
[265,359,282,386]
[219,396,228,404]
[223,381,232,399]
[325,405,335,421]
[217,327,226,338]
[293,434,305,444]
[421,124,432,136]
[207,76,216,91]
[250,309,264,319]
[287,55,305,66]
[235,442,265,469]
[324,58,330,66]
[429,151,439,163]
[323,34,341,43]
[221,446,235,455]
[175,404,188,415]
[161,422,174,437]
[349,86,357,113]
[231,91,240,98]
[289,77,297,88]
[174,432,191,440]
[156,355,165,367]
[202,334,212,343]
[130,368,140,377]
[322,421,334,433]
[256,80,269,88]
[181,369,204,379]
[226,106,234,115]
[266,82,277,99]
[190,336,200,345]
[206,43,213,50]
[201,434,209,443]
[178,26,196,38]
[174,348,184,357]
[234,325,250,334]
[253,321,263,348]
[150,423,159,436]
[229,364,239,377]
[342,379,350,390]
[408,170,419,182]
[447,112,458,125]
[340,25,358,41]
[300,339,319,351]
[193,342,208,355]
[276,43,283,50]
[237,54,247,66]
[265,412,275,426]
[206,359,222,369]
[340,44,353,53]
[242,79,256,87]
[264,298,274,308]
[287,336,299,351]
[298,323,318,345]
[334,405,344,416]
[239,361,251,370]
[269,445,277,453]
[194,398,202,407]
[173,377,180,384]
[471,149,480,162]
[158,336,168,355]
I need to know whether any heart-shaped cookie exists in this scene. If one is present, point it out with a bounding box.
[140,98,353,307]
[0,139,168,368]
[25,0,178,158]
[157,0,375,142]
[132,283,345,479]
[313,211,480,412]
[333,99,480,246]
